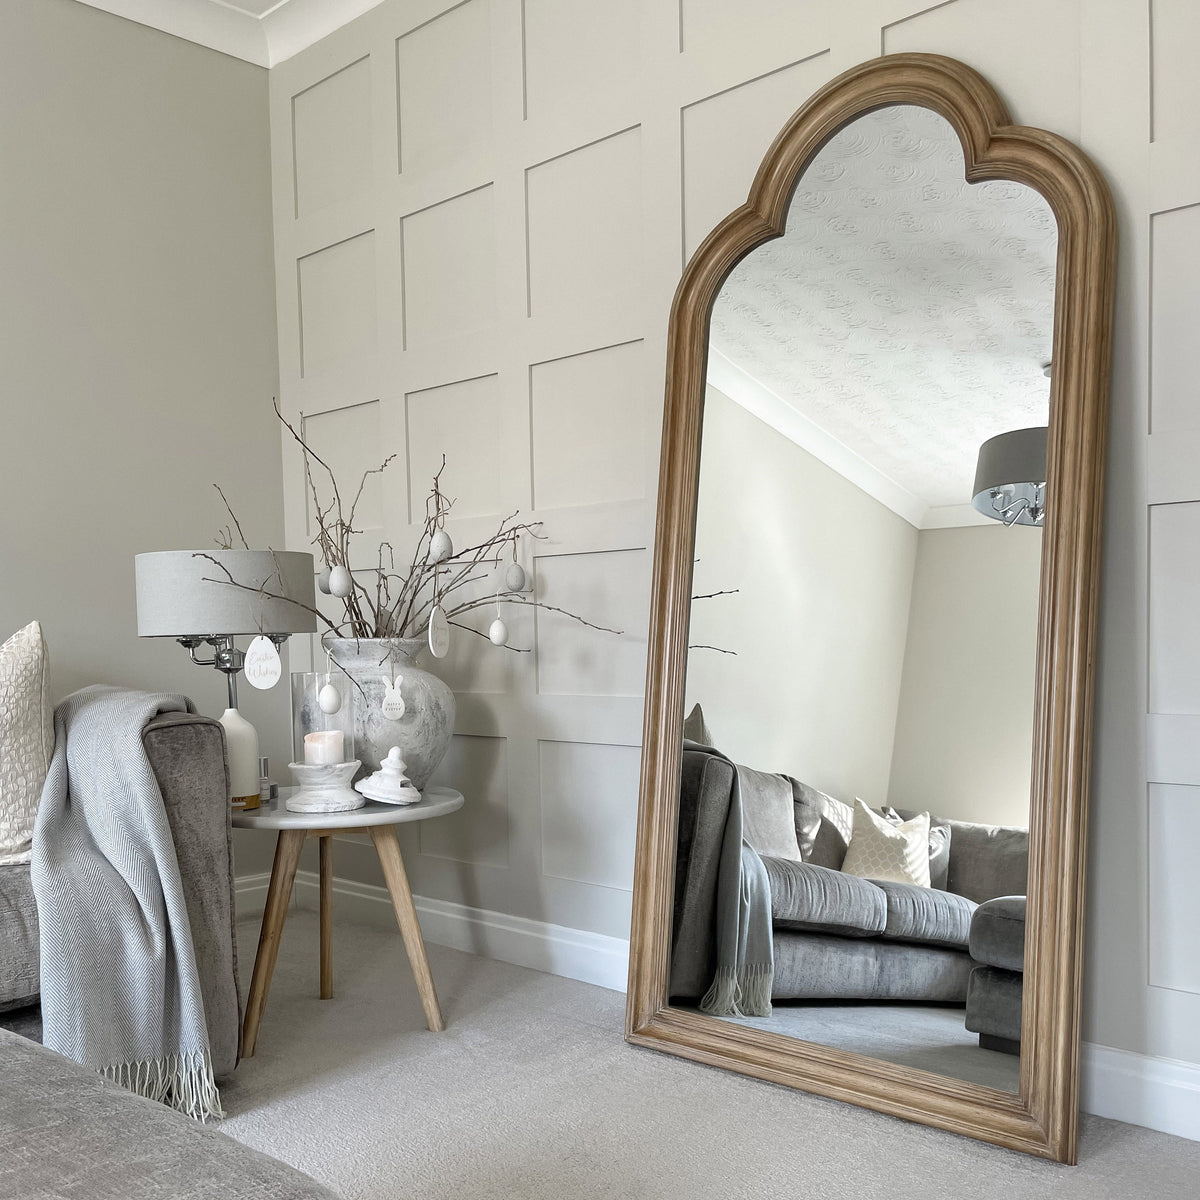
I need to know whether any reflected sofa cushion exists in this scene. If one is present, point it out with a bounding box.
[764,856,886,937]
[739,765,801,862]
[0,622,53,866]
[882,807,951,890]
[945,821,1029,903]
[682,703,715,747]
[873,879,977,949]
[841,800,931,887]
[792,784,854,869]
[969,895,1026,972]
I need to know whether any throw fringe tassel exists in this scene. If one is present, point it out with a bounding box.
[99,1050,224,1122]
[699,965,773,1018]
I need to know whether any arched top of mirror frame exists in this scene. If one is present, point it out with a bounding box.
[627,52,1116,1165]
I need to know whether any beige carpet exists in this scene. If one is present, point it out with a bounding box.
[221,912,1200,1200]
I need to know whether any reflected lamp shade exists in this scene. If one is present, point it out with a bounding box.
[135,550,318,637]
[971,427,1048,528]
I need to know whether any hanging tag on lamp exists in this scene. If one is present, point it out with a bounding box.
[244,636,282,690]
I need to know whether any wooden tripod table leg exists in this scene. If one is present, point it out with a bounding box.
[319,835,333,1000]
[369,824,446,1032]
[242,828,305,1057]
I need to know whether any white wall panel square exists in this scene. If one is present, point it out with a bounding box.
[539,739,640,889]
[1148,501,1200,713]
[1152,0,1200,145]
[406,374,524,519]
[298,231,377,377]
[401,185,497,347]
[526,127,642,318]
[680,0,816,62]
[535,548,649,697]
[1149,784,1200,994]
[524,0,640,121]
[884,0,1081,137]
[302,400,386,533]
[397,0,492,176]
[531,340,646,510]
[1151,205,1200,434]
[292,57,373,217]
[681,56,830,261]
[421,733,509,866]
[435,565,535,693]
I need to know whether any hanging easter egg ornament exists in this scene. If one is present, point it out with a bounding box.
[503,562,528,593]
[488,617,508,647]
[429,529,453,564]
[244,635,282,690]
[328,564,353,598]
[381,678,406,721]
[318,680,342,714]
[316,565,332,595]
[428,604,451,659]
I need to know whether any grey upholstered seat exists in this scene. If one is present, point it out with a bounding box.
[874,879,977,949]
[969,895,1026,971]
[763,856,886,937]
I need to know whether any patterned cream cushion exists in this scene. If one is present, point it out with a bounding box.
[840,798,931,888]
[0,622,53,865]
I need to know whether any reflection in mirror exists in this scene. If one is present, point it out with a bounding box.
[671,105,1056,1093]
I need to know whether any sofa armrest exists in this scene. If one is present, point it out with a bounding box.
[142,712,241,1079]
[668,747,735,1001]
[968,895,1026,973]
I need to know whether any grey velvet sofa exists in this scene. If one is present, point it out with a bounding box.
[670,745,1029,1014]
[1,710,241,1077]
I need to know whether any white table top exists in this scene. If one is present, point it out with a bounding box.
[232,785,464,830]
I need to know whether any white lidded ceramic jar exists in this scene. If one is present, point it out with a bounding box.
[328,637,455,790]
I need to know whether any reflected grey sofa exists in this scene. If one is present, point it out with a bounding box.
[0,708,241,1078]
[670,745,1028,1009]
[966,895,1027,1052]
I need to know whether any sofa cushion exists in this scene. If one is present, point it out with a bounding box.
[873,879,977,949]
[969,895,1026,971]
[794,785,855,869]
[946,820,1028,903]
[739,765,801,862]
[763,856,886,937]
[841,800,931,887]
[682,703,715,747]
[0,622,53,867]
[882,807,951,890]
[0,865,39,1011]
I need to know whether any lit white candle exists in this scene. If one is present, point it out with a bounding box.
[304,730,344,764]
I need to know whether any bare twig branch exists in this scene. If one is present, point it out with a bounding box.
[213,485,249,549]
[688,644,738,655]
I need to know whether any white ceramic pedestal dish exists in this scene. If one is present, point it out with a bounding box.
[286,760,364,812]
[354,747,421,806]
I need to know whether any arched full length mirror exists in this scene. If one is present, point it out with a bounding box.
[626,55,1115,1164]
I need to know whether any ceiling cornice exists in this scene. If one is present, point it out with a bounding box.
[72,0,386,68]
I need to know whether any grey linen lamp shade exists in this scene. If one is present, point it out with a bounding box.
[971,426,1048,527]
[135,550,318,637]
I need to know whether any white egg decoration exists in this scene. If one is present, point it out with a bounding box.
[429,529,453,563]
[317,682,342,714]
[316,565,332,594]
[488,617,509,647]
[328,564,353,598]
[503,562,528,593]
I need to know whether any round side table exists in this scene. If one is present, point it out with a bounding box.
[232,785,464,1056]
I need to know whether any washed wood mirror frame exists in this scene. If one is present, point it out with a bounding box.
[626,54,1116,1164]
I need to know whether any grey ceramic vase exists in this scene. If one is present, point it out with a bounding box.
[328,637,455,790]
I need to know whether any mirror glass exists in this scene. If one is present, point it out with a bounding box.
[671,104,1057,1092]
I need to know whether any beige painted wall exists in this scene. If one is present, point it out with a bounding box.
[686,386,917,800]
[887,525,1042,827]
[0,0,284,874]
[265,0,1195,1078]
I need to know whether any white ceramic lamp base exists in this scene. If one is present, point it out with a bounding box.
[220,707,261,810]
[286,760,365,812]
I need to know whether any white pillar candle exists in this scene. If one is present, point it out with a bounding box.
[304,730,344,764]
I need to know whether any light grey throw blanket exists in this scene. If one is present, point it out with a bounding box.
[687,741,773,1018]
[31,687,224,1120]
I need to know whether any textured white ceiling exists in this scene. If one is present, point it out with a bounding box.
[709,104,1057,519]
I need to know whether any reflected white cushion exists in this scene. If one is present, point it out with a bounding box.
[840,798,931,888]
[0,622,53,865]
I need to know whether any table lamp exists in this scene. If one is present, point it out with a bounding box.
[135,550,317,805]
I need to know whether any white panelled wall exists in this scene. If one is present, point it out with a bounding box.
[259,0,1199,1139]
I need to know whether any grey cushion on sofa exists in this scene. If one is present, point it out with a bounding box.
[740,765,802,861]
[764,857,886,937]
[970,895,1026,972]
[0,1028,339,1199]
[0,865,39,1011]
[945,820,1028,903]
[772,930,974,1002]
[873,879,977,949]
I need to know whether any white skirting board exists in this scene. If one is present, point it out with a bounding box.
[233,873,1199,1142]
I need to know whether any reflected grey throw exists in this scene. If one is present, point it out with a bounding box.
[31,687,224,1120]
[685,741,773,1017]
